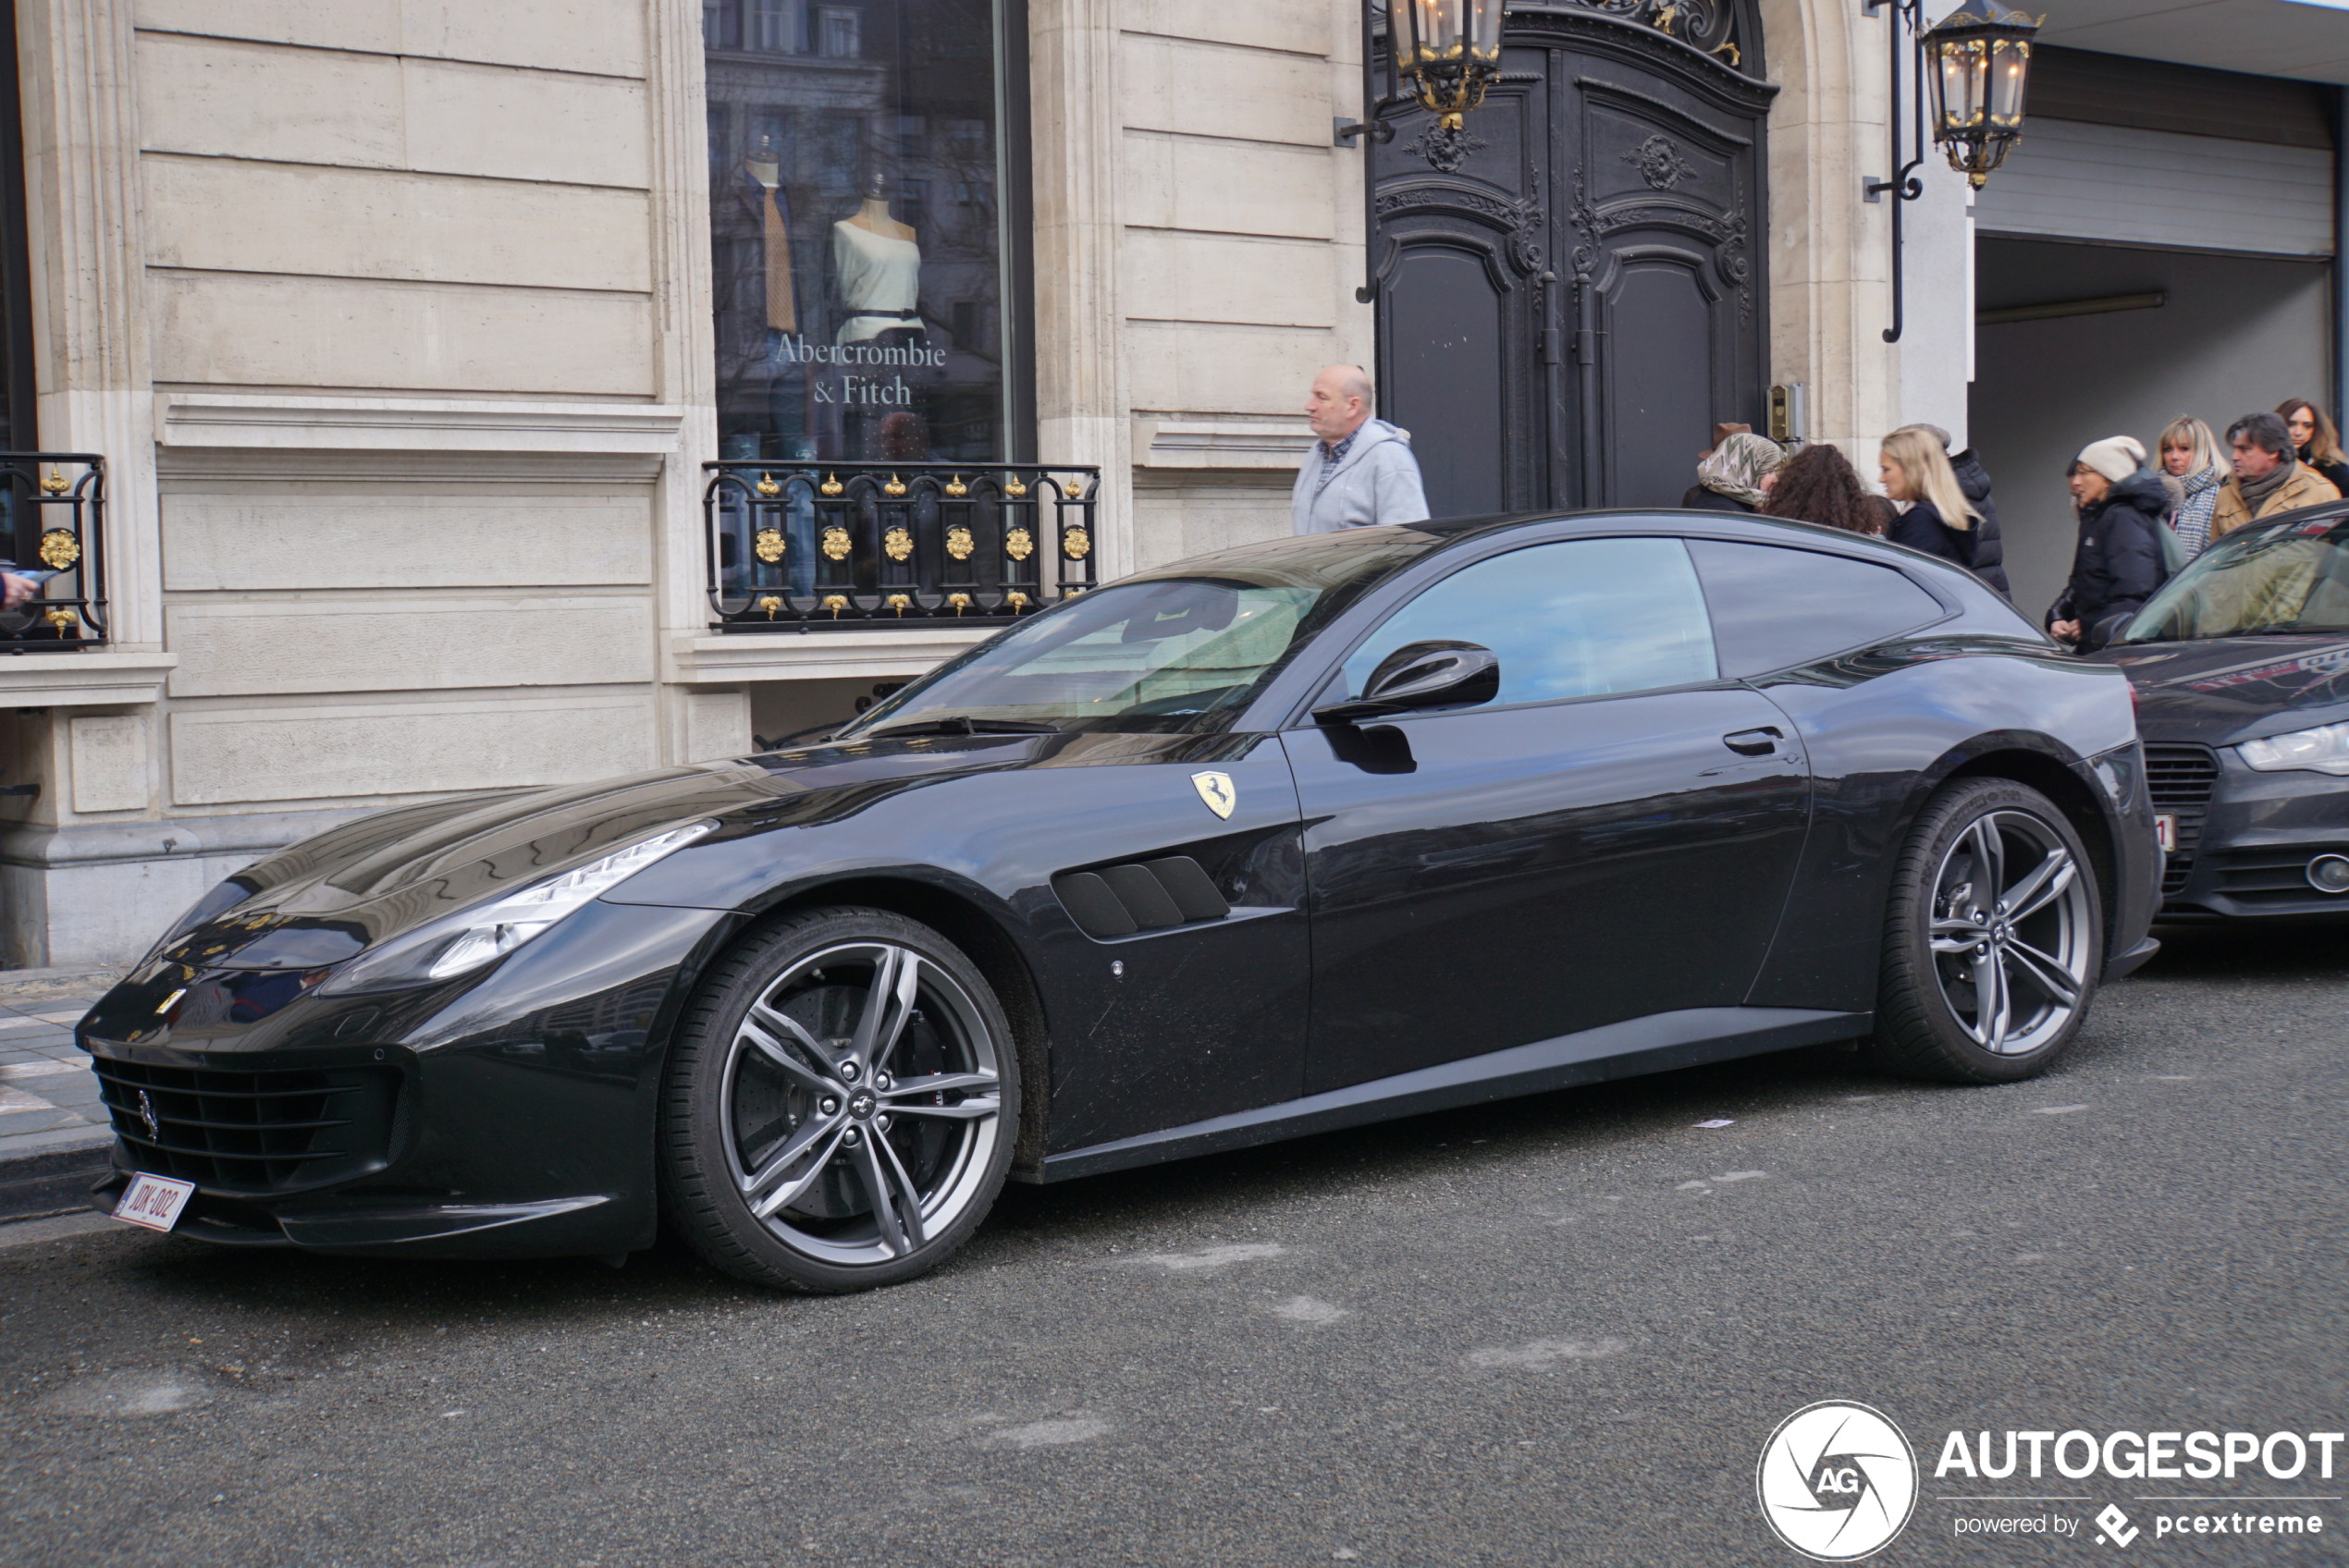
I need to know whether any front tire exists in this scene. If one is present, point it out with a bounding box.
[1864,778,2103,1084]
[660,908,1017,1292]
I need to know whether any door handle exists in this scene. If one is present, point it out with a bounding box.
[1722,727,1783,756]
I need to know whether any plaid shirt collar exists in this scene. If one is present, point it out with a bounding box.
[1314,426,1364,495]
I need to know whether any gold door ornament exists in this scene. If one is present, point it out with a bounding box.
[756,594,784,619]
[883,526,914,561]
[821,526,853,560]
[822,594,849,617]
[1063,527,1091,559]
[754,472,781,497]
[43,607,77,634]
[819,473,844,496]
[37,529,80,570]
[944,474,968,497]
[1004,527,1034,561]
[945,526,975,560]
[885,593,911,615]
[1003,474,1028,498]
[947,592,972,613]
[883,473,907,497]
[1062,476,1089,501]
[754,528,786,563]
[1005,591,1030,610]
[40,467,67,495]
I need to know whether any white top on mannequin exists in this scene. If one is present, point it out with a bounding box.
[833,195,921,345]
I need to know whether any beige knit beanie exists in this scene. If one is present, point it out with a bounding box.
[2075,435,2146,484]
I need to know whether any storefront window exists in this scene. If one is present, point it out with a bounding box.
[705,0,1011,465]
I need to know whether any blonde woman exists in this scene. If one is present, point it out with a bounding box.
[2156,416,2228,558]
[1878,427,1984,578]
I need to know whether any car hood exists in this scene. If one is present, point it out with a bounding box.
[144,729,1242,973]
[2093,635,2349,746]
[147,738,1061,972]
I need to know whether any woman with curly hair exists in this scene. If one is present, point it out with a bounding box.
[1758,443,1884,535]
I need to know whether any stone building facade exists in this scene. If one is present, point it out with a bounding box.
[0,0,2070,965]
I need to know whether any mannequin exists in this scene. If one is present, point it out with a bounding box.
[833,173,923,345]
[744,133,794,332]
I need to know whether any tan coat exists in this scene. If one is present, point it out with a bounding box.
[2210,461,2341,540]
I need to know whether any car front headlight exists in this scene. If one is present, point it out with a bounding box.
[2238,721,2349,777]
[317,821,717,994]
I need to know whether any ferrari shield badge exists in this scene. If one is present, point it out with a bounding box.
[1190,770,1236,819]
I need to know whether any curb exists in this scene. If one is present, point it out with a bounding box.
[0,1131,115,1222]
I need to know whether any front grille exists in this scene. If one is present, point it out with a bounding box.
[2145,743,2220,897]
[92,1056,402,1194]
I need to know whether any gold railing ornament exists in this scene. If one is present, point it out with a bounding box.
[754,528,786,563]
[947,592,972,614]
[883,473,907,497]
[1063,527,1092,559]
[822,594,849,618]
[1005,591,1030,611]
[945,526,975,560]
[885,593,911,615]
[945,474,968,497]
[756,594,783,619]
[1004,527,1034,561]
[43,607,77,635]
[37,529,80,570]
[1003,474,1028,498]
[820,472,844,497]
[754,472,781,497]
[40,467,66,495]
[1062,476,1088,501]
[820,526,853,561]
[883,526,914,561]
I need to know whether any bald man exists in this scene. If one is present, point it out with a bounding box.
[1291,365,1430,534]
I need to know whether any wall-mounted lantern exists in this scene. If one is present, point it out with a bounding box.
[1396,0,1507,129]
[1865,0,2041,341]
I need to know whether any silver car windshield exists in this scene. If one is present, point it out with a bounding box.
[839,529,1439,737]
[2122,513,2349,643]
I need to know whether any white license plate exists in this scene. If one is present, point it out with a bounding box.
[2155,814,2176,853]
[112,1172,196,1232]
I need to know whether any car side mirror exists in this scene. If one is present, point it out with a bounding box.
[1312,640,1500,725]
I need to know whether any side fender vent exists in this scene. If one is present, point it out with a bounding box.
[1053,856,1231,938]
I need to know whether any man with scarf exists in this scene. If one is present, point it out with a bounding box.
[2211,411,2339,541]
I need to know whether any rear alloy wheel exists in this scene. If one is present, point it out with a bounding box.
[1865,778,2102,1084]
[661,909,1016,1292]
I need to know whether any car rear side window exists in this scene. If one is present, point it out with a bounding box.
[1687,539,1947,677]
[1342,535,1718,705]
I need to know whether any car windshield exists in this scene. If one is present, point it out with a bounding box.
[2122,512,2349,643]
[838,529,1442,737]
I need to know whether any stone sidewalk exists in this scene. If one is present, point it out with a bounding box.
[0,965,125,1217]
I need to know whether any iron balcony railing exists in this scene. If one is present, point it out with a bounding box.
[0,454,105,653]
[703,461,1099,631]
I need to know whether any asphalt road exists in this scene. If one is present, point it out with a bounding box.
[2,925,2343,1568]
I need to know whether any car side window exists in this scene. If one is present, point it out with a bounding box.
[1341,536,1718,706]
[1687,539,1949,677]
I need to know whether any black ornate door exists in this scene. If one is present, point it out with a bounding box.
[1372,2,1775,513]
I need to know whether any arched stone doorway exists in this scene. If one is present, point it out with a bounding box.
[1372,0,1775,513]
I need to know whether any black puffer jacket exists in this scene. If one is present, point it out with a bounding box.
[2048,470,2170,653]
[1948,448,2011,596]
[1886,497,1976,571]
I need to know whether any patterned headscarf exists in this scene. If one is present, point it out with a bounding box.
[1697,432,1786,509]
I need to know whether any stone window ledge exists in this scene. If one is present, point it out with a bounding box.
[155,394,687,457]
[669,629,991,687]
[0,650,178,708]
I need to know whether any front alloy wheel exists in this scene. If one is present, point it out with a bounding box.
[663,910,1016,1291]
[1866,778,2103,1083]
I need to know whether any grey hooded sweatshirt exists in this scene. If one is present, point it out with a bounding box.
[1290,418,1432,534]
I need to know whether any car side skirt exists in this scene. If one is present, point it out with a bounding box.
[1022,1005,1871,1184]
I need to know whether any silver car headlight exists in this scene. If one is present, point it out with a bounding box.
[317,821,716,994]
[2238,722,2349,777]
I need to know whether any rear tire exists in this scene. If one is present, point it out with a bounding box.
[1863,778,2103,1084]
[660,908,1017,1292]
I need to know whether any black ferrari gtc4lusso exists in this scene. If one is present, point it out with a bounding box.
[80,511,2161,1292]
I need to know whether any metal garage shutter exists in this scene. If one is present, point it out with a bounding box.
[1972,119,2333,256]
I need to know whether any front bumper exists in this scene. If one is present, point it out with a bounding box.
[78,900,734,1257]
[2147,742,2349,919]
